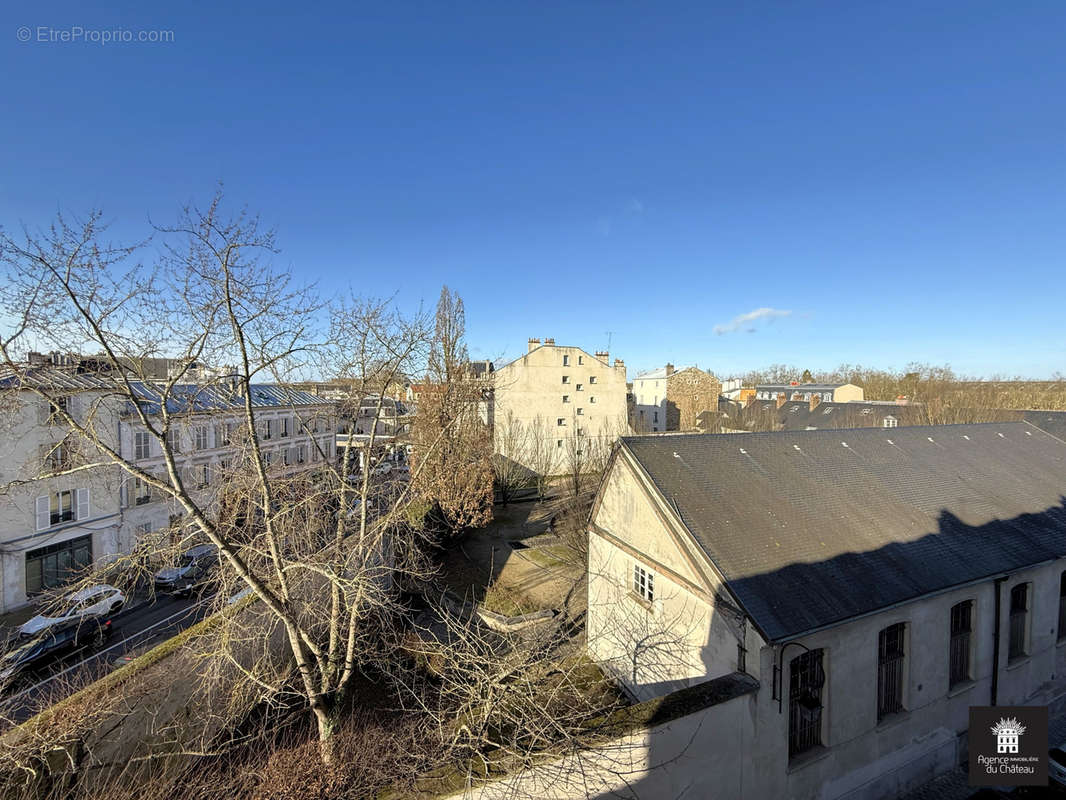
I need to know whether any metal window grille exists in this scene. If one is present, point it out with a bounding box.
[949,601,972,687]
[1008,584,1029,660]
[789,649,824,757]
[878,623,906,719]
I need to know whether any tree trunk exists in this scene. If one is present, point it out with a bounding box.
[313,700,338,767]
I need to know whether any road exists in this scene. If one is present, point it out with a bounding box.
[0,592,213,725]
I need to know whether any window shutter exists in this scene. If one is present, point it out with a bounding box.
[76,488,90,521]
[119,475,129,508]
[35,496,49,530]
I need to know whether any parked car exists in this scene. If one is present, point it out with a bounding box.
[1049,743,1066,788]
[154,543,218,596]
[17,584,125,637]
[0,617,113,691]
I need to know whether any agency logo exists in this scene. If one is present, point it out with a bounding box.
[991,717,1026,754]
[969,706,1047,786]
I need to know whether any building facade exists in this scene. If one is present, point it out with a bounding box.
[491,338,628,475]
[0,368,335,613]
[586,423,1066,799]
[631,365,723,433]
[755,382,865,403]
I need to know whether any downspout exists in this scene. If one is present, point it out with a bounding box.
[991,575,1007,706]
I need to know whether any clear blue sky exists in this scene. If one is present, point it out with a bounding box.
[3,1,1065,379]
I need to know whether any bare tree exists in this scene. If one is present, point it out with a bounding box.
[0,193,456,767]
[409,287,493,539]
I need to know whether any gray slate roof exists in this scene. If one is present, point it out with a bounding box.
[620,423,1066,642]
[128,382,329,415]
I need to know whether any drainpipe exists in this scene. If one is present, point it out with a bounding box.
[991,576,1007,707]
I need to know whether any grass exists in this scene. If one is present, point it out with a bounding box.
[479,581,541,617]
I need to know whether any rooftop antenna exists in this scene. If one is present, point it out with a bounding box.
[604,331,614,351]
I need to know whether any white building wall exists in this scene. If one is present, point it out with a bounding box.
[0,391,123,612]
[492,344,628,474]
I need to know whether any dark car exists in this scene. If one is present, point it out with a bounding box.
[153,543,218,597]
[0,618,113,692]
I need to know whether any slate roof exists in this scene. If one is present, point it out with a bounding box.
[620,423,1066,642]
[127,382,329,415]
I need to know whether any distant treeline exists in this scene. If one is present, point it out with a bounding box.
[741,363,1066,410]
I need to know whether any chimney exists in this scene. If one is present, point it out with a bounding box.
[665,363,675,376]
[809,394,821,412]
[614,358,625,372]
[595,351,609,362]
[544,337,555,346]
[527,337,541,353]
[776,393,787,409]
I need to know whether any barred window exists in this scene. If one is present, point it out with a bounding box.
[877,623,906,719]
[789,649,825,757]
[949,601,973,687]
[1008,583,1030,660]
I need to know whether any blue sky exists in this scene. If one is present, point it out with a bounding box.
[2,1,1065,379]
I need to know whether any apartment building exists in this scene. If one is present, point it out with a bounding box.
[491,338,628,475]
[587,423,1066,798]
[755,382,865,403]
[0,366,335,613]
[118,382,336,552]
[631,364,722,432]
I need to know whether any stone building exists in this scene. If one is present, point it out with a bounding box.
[580,422,1066,799]
[631,364,722,433]
[491,338,628,476]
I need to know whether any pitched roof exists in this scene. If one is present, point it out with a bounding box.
[620,423,1066,642]
[128,382,329,415]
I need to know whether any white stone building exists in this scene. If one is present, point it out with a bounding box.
[491,338,628,475]
[0,368,335,613]
[581,422,1066,799]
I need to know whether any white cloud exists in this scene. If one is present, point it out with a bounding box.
[713,307,792,335]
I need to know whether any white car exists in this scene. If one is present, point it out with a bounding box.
[18,584,125,637]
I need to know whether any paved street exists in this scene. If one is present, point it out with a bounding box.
[0,592,211,725]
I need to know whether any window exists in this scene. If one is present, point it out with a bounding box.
[789,649,825,758]
[861,407,873,415]
[578,355,583,365]
[877,623,906,719]
[556,440,563,448]
[194,426,209,450]
[1008,583,1030,660]
[562,395,570,403]
[632,564,654,602]
[42,441,73,471]
[557,418,566,427]
[196,463,210,488]
[280,417,291,438]
[576,383,583,391]
[949,600,974,687]
[264,419,275,440]
[165,427,182,453]
[1058,573,1066,641]
[283,447,292,466]
[883,416,898,428]
[576,408,584,415]
[46,396,71,423]
[562,375,570,384]
[297,445,307,464]
[590,396,597,404]
[135,431,151,460]
[562,355,569,366]
[50,490,75,525]
[25,535,92,595]
[589,376,597,384]
[215,424,230,447]
[134,476,152,506]
[136,521,153,537]
[653,411,659,423]
[264,450,273,465]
